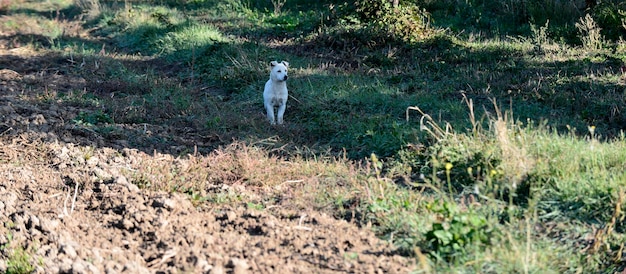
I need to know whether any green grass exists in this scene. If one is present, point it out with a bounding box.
[1,231,36,274]
[2,0,626,272]
[5,246,35,274]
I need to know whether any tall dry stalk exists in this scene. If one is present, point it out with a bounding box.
[576,13,603,51]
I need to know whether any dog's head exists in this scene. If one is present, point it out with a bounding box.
[270,61,289,82]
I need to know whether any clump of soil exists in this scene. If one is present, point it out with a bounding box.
[0,48,415,272]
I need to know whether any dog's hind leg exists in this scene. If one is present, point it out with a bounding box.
[265,102,276,125]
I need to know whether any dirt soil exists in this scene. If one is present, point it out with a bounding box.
[0,41,414,273]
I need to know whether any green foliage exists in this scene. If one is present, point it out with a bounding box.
[346,0,434,43]
[5,246,35,274]
[424,200,493,262]
[246,201,265,210]
[590,1,626,40]
[1,233,36,274]
[73,110,114,126]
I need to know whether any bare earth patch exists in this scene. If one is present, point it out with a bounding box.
[0,46,414,273]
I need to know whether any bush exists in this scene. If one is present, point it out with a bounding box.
[424,200,494,262]
[590,1,626,40]
[348,0,434,43]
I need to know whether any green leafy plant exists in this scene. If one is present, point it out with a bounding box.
[246,202,264,210]
[6,246,35,274]
[351,0,434,42]
[576,13,604,51]
[424,200,494,262]
[590,1,626,40]
[2,233,36,274]
[73,110,114,126]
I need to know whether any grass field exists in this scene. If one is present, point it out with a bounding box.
[2,0,626,272]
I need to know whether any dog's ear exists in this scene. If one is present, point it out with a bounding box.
[281,61,289,68]
[270,61,279,67]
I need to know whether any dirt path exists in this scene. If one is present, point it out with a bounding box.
[0,45,414,273]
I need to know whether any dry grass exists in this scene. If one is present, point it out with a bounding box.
[491,101,535,189]
[120,141,360,208]
[576,14,604,51]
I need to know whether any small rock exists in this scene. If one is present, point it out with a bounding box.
[34,265,46,273]
[228,258,250,274]
[45,265,60,274]
[244,209,261,218]
[264,219,276,229]
[39,244,58,258]
[27,214,40,230]
[86,262,100,273]
[1,192,18,211]
[197,259,212,272]
[60,243,78,258]
[104,261,121,274]
[210,265,225,274]
[9,212,26,228]
[121,219,134,230]
[87,156,99,167]
[71,260,87,273]
[115,176,139,193]
[152,198,176,210]
[30,114,46,125]
[60,258,73,273]
[226,211,237,222]
[92,167,111,181]
[40,218,60,233]
[122,262,150,274]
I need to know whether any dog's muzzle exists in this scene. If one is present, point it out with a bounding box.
[282,75,288,81]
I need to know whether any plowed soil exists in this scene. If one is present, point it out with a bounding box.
[0,37,414,274]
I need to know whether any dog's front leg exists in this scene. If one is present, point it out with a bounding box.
[276,102,286,125]
[265,102,276,125]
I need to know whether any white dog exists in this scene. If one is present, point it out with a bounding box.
[263,61,289,125]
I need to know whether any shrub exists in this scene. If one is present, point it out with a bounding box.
[576,13,604,51]
[590,1,626,40]
[424,200,494,262]
[350,0,434,43]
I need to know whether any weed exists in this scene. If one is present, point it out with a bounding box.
[424,200,493,262]
[529,20,552,51]
[6,246,35,274]
[74,0,101,20]
[73,110,113,126]
[1,233,35,274]
[246,202,264,210]
[576,13,604,51]
[348,0,435,43]
[271,0,286,15]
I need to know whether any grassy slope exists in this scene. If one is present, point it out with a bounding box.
[2,0,626,272]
